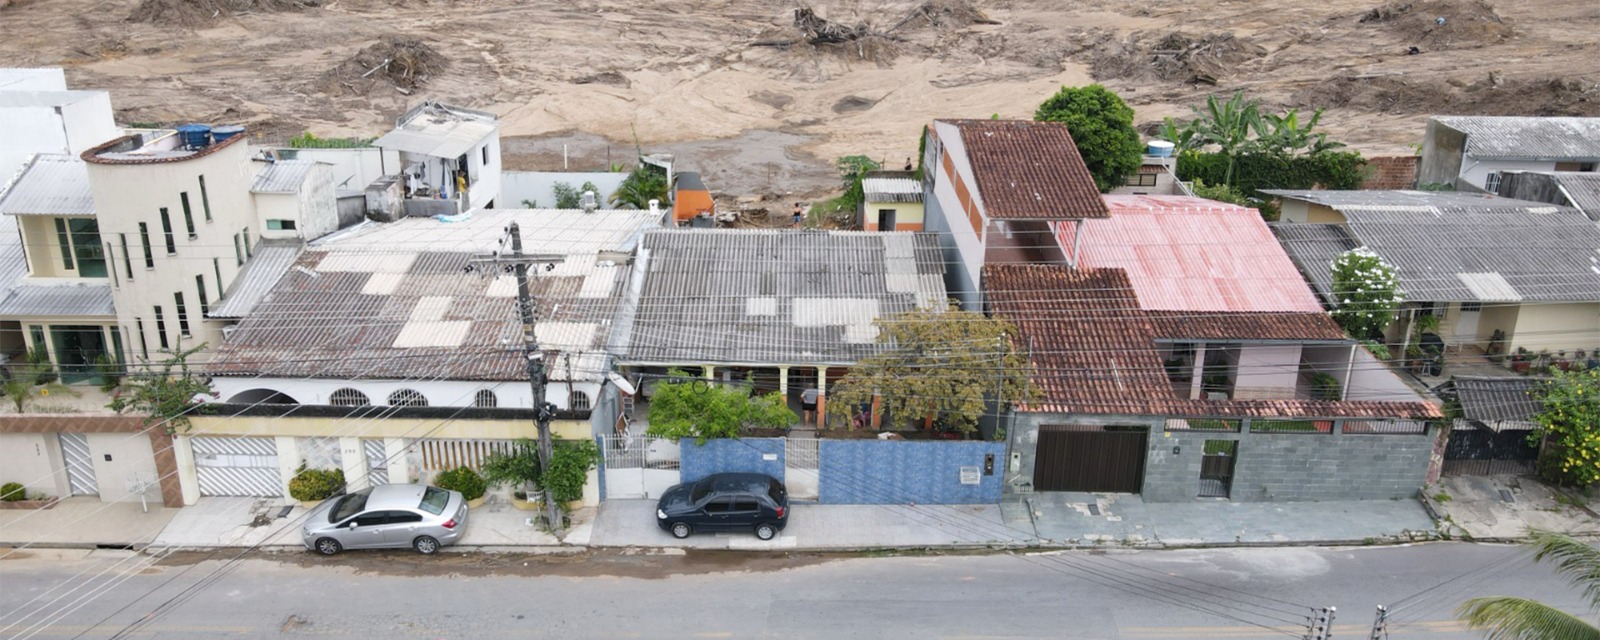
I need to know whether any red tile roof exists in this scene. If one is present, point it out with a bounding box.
[943,120,1109,220]
[985,264,1440,419]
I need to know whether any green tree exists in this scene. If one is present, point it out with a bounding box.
[645,370,796,444]
[1034,84,1143,193]
[1328,248,1404,340]
[828,305,1038,434]
[611,164,670,210]
[108,342,214,434]
[1529,368,1600,488]
[1457,530,1600,640]
[1164,91,1348,187]
[1,352,77,413]
[552,181,581,209]
[835,155,881,211]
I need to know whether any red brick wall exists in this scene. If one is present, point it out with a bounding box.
[1362,156,1419,190]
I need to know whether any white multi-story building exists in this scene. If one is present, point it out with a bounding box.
[0,69,119,188]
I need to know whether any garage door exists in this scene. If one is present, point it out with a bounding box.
[1033,425,1148,493]
[192,436,281,497]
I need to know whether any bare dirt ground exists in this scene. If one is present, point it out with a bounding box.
[2,0,1596,197]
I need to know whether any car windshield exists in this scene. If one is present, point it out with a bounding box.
[329,488,371,523]
[689,479,712,503]
[418,487,450,515]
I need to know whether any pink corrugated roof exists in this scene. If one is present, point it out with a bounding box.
[1053,195,1325,313]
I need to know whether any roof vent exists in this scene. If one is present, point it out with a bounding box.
[580,190,598,213]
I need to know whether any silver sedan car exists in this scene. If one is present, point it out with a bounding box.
[301,484,468,555]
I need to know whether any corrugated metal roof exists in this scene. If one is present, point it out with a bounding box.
[1550,172,1600,219]
[373,103,497,159]
[1269,223,1358,304]
[984,264,1437,419]
[1269,191,1600,302]
[0,214,28,301]
[862,172,923,204]
[250,160,317,194]
[1063,195,1327,314]
[622,229,947,365]
[0,154,93,216]
[0,282,114,317]
[211,243,303,318]
[1454,376,1546,422]
[1434,116,1600,160]
[940,120,1110,220]
[210,210,656,382]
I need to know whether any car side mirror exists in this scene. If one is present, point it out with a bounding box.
[348,521,360,529]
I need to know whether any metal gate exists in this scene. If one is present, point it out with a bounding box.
[418,438,516,472]
[785,437,820,500]
[192,436,282,497]
[365,440,389,486]
[600,433,680,500]
[1443,420,1538,476]
[1033,425,1148,493]
[1199,441,1237,498]
[59,433,97,496]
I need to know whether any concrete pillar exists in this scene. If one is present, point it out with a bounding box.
[704,365,715,380]
[1189,343,1207,400]
[173,434,201,506]
[870,392,883,429]
[339,436,368,491]
[274,436,299,503]
[385,437,410,485]
[816,367,828,429]
[778,366,790,393]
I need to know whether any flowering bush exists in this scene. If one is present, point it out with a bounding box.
[1329,248,1403,340]
[1530,368,1600,488]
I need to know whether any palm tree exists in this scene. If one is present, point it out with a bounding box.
[1457,530,1600,640]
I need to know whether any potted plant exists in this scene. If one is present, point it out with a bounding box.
[479,439,541,511]
[1405,344,1425,373]
[433,466,488,508]
[1509,347,1532,374]
[1553,350,1572,372]
[287,465,345,508]
[544,440,600,513]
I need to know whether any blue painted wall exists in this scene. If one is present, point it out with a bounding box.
[819,440,1005,505]
[679,438,785,484]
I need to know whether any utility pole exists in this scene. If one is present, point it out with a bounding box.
[470,222,566,532]
[1304,606,1336,640]
[1367,605,1388,640]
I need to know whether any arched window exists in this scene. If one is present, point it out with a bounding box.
[329,388,369,407]
[387,389,428,407]
[570,391,591,412]
[473,389,498,408]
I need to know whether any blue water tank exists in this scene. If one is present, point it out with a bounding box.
[211,125,245,143]
[1146,140,1175,157]
[175,124,212,150]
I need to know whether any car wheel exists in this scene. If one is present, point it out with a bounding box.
[670,522,692,539]
[314,538,342,556]
[413,535,440,555]
[754,523,777,541]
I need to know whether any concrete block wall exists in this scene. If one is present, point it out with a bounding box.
[679,438,784,484]
[818,440,1005,505]
[1143,425,1434,502]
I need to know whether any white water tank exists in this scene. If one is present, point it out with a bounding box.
[1147,140,1176,157]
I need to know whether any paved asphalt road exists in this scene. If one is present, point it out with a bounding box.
[0,543,1589,639]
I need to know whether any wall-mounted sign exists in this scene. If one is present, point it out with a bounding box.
[959,466,980,485]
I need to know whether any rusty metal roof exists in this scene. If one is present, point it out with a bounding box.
[984,264,1438,419]
[941,120,1109,220]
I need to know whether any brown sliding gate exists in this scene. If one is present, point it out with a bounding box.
[1033,425,1148,493]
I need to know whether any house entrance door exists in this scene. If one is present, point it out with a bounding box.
[1033,425,1147,493]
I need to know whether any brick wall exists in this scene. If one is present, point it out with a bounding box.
[1143,427,1433,502]
[1361,156,1420,190]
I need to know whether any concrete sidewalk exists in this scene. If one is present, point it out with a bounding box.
[150,496,564,551]
[1008,493,1439,547]
[591,500,1030,550]
[0,497,177,549]
[1426,475,1600,541]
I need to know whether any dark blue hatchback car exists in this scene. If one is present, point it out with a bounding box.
[655,473,788,540]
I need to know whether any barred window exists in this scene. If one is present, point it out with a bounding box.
[330,388,370,407]
[473,389,498,408]
[570,391,591,412]
[387,389,428,407]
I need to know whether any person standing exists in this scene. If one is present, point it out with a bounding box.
[792,203,804,228]
[801,387,820,427]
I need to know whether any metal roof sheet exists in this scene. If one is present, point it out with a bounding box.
[1434,116,1600,160]
[862,172,923,204]
[1549,172,1600,219]
[622,229,948,365]
[0,154,93,216]
[0,282,114,317]
[250,160,317,194]
[1454,376,1546,422]
[1269,191,1600,302]
[1270,223,1361,304]
[0,214,28,301]
[211,243,303,318]
[372,103,497,159]
[1063,195,1327,314]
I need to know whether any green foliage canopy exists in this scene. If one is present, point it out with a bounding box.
[108,343,213,434]
[1329,248,1404,340]
[1034,84,1143,193]
[1531,368,1600,488]
[645,371,796,444]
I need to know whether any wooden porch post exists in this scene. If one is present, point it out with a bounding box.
[816,367,828,429]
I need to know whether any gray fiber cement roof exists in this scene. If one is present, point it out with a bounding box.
[1434,116,1600,160]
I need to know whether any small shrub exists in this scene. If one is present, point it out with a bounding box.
[288,466,345,502]
[1433,491,1452,503]
[1310,373,1341,401]
[544,441,599,508]
[1,482,25,502]
[433,466,487,501]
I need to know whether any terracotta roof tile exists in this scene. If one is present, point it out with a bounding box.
[943,120,1109,220]
[985,264,1440,419]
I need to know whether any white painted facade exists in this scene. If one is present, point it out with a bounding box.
[254,162,339,241]
[211,376,602,411]
[923,121,987,309]
[0,90,119,189]
[278,147,401,193]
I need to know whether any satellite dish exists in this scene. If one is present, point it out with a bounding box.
[607,372,637,395]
